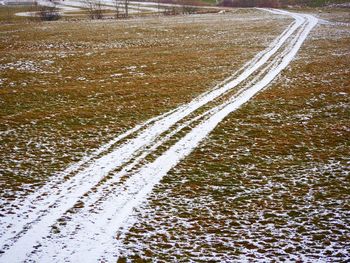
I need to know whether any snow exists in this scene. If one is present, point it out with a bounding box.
[0,60,45,73]
[0,9,319,262]
[110,73,123,77]
[14,0,223,17]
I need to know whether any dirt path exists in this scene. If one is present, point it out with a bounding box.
[0,9,318,262]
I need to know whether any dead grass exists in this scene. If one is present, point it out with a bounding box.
[118,10,350,261]
[0,6,41,23]
[0,9,289,193]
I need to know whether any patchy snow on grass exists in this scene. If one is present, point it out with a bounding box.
[0,60,42,73]
[0,8,323,263]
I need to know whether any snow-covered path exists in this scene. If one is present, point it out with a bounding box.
[0,9,318,262]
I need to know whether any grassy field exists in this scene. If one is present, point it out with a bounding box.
[0,8,289,196]
[0,5,349,261]
[116,9,350,261]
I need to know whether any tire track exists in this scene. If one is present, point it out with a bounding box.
[0,9,317,263]
[32,10,316,262]
[64,15,307,216]
[0,10,297,247]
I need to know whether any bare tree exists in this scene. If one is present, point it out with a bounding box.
[114,0,120,18]
[114,0,129,18]
[85,0,104,19]
[37,1,61,21]
[124,0,129,18]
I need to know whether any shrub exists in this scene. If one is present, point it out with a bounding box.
[38,5,61,21]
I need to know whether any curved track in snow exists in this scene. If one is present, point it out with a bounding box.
[0,9,318,262]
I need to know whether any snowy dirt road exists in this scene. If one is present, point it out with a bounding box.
[0,9,318,262]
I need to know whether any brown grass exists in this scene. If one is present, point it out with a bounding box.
[0,8,289,192]
[117,10,350,261]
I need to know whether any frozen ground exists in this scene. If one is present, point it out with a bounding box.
[117,9,350,262]
[1,9,288,201]
[0,6,349,262]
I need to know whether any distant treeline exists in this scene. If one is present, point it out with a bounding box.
[219,0,350,7]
